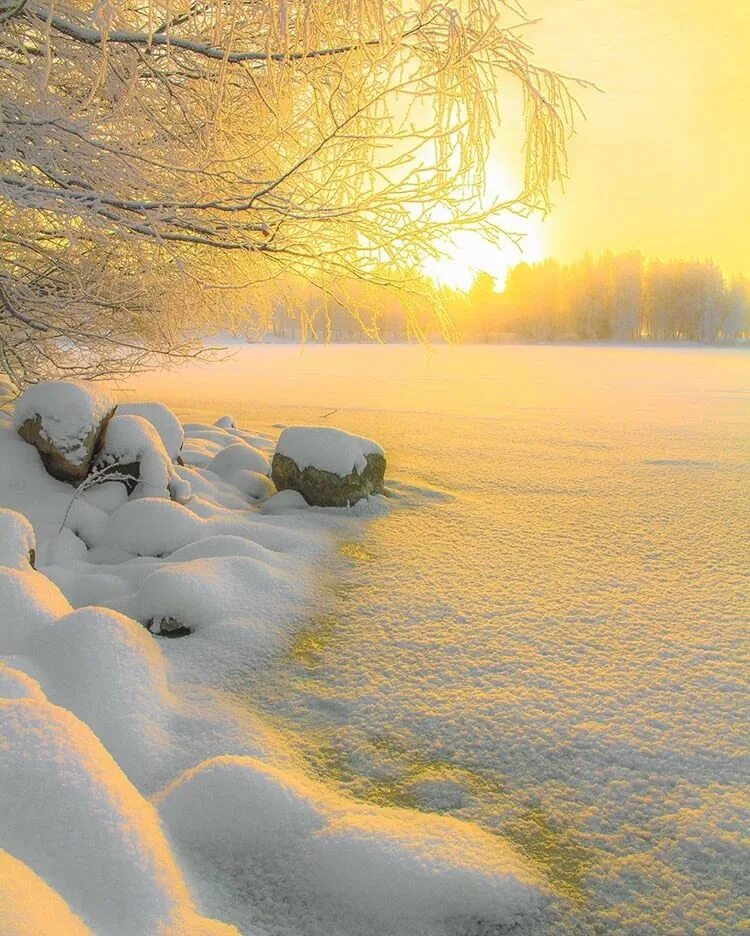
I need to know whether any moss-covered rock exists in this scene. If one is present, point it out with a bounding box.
[271,451,386,507]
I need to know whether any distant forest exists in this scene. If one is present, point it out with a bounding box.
[261,253,750,344]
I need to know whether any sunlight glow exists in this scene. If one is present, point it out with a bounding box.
[423,216,547,292]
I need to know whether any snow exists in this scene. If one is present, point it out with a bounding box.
[207,441,270,478]
[0,566,72,651]
[0,689,235,936]
[158,757,543,934]
[3,345,743,935]
[276,426,384,475]
[96,413,191,501]
[116,402,184,460]
[0,379,547,935]
[260,489,309,513]
[103,497,202,556]
[0,508,36,568]
[12,380,115,466]
[225,468,276,501]
[0,849,92,936]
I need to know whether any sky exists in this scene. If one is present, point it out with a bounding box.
[432,1,750,289]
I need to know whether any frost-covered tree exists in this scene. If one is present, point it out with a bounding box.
[0,0,579,385]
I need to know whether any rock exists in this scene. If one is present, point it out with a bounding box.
[271,427,386,507]
[144,617,192,638]
[14,381,116,486]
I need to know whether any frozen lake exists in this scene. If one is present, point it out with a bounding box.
[123,344,750,933]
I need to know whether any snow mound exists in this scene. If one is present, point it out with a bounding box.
[260,489,309,513]
[167,534,277,564]
[23,607,172,782]
[103,497,202,556]
[276,426,384,475]
[64,498,108,548]
[207,441,269,478]
[117,402,184,461]
[214,415,235,429]
[0,508,36,568]
[159,756,544,932]
[0,849,92,936]
[0,690,237,936]
[0,567,72,652]
[80,479,130,513]
[96,414,191,501]
[12,381,115,467]
[225,468,276,501]
[136,555,298,638]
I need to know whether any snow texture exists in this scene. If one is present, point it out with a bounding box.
[12,380,115,466]
[276,426,384,475]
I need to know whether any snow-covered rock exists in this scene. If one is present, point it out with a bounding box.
[95,414,191,502]
[116,402,184,461]
[272,426,386,507]
[13,380,116,485]
[0,508,36,568]
[214,415,235,429]
[207,441,269,478]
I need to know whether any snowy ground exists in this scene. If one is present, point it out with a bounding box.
[105,344,750,935]
[0,376,548,936]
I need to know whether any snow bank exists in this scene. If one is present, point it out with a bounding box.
[159,756,544,932]
[96,414,190,501]
[116,402,184,460]
[276,426,384,475]
[13,381,115,467]
[22,607,172,782]
[0,688,236,935]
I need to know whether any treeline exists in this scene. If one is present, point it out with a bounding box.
[256,253,750,344]
[455,253,750,343]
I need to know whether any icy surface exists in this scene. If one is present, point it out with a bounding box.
[12,380,115,465]
[276,425,384,474]
[111,344,750,934]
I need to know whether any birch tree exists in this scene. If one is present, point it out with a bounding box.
[0,0,579,385]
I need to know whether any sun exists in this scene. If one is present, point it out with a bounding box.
[422,215,548,292]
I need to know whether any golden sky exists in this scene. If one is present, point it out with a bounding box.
[530,0,750,275]
[433,1,750,289]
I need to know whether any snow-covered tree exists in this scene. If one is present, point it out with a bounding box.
[0,0,579,385]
